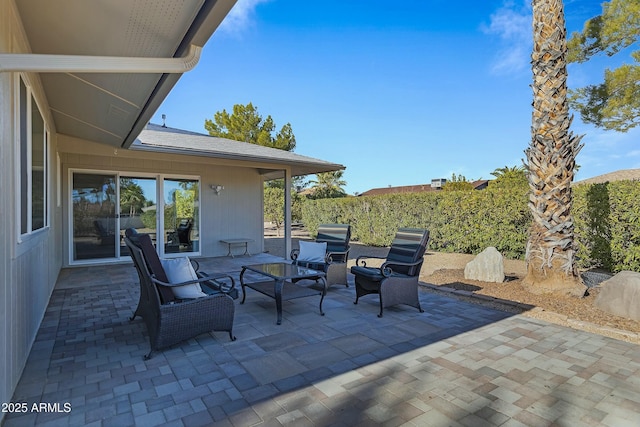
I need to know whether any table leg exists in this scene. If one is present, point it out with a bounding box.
[240,267,247,304]
[274,278,284,325]
[318,277,327,316]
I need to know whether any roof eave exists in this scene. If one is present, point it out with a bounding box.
[130,143,345,177]
[120,0,237,148]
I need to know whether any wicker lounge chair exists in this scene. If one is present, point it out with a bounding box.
[291,224,351,288]
[351,228,430,317]
[124,233,236,359]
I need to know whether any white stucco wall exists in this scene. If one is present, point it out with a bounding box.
[0,0,62,419]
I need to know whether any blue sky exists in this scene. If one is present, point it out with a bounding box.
[152,0,640,195]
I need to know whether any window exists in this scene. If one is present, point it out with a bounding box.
[18,75,48,235]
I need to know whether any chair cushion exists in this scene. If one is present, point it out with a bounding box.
[350,265,384,281]
[161,257,207,299]
[351,265,410,281]
[316,224,350,249]
[298,241,327,263]
[386,228,430,276]
[296,260,326,271]
[125,228,142,247]
[138,233,175,303]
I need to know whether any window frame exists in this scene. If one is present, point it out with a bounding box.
[16,73,50,241]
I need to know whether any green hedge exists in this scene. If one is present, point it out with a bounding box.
[301,181,640,272]
[573,181,640,272]
[302,185,530,259]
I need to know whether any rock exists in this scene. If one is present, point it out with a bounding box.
[594,271,640,321]
[581,270,613,289]
[464,247,504,283]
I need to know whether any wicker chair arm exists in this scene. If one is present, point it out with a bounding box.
[355,255,386,268]
[326,246,350,264]
[380,259,423,277]
[150,274,222,289]
[198,271,236,292]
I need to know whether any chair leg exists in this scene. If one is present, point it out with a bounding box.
[130,307,142,321]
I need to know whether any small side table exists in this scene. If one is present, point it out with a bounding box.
[220,238,254,257]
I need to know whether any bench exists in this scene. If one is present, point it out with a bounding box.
[220,238,254,257]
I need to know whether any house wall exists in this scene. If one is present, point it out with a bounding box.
[58,135,267,265]
[0,0,63,419]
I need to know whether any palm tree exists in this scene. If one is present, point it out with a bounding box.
[120,181,145,218]
[309,171,347,199]
[524,0,585,295]
[490,165,528,188]
[490,165,525,179]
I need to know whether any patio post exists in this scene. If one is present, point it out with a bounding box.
[284,168,292,259]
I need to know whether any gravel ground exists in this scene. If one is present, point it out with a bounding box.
[265,225,640,344]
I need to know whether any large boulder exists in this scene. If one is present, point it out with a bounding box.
[594,271,640,321]
[464,247,504,283]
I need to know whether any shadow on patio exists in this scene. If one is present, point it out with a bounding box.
[5,253,640,426]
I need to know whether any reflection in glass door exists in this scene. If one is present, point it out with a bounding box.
[119,177,157,256]
[163,178,199,254]
[72,173,117,260]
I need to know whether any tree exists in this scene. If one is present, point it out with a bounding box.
[525,0,585,296]
[490,165,528,188]
[567,0,640,131]
[175,188,196,220]
[204,102,296,150]
[441,174,473,191]
[206,103,302,235]
[120,179,145,218]
[308,171,347,199]
[263,187,304,235]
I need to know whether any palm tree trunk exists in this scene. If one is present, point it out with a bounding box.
[524,0,585,296]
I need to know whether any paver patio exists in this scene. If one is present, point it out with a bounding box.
[4,253,640,426]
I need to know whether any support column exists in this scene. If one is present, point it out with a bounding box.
[284,169,292,260]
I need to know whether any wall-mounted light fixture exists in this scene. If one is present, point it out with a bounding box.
[210,184,224,195]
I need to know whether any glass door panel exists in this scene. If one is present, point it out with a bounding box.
[163,178,199,254]
[72,173,117,260]
[119,177,157,256]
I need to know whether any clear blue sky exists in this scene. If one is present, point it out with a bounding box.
[152,0,640,195]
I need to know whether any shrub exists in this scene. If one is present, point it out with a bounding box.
[301,185,530,259]
[300,180,640,272]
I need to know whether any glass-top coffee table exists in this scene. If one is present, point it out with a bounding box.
[240,263,327,325]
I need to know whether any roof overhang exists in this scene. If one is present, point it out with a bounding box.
[12,0,236,148]
[132,124,345,178]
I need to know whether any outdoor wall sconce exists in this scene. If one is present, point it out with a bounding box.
[210,184,224,194]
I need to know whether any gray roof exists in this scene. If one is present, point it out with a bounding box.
[132,123,345,178]
[575,169,640,186]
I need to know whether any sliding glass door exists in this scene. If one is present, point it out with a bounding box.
[72,173,117,260]
[71,171,200,263]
